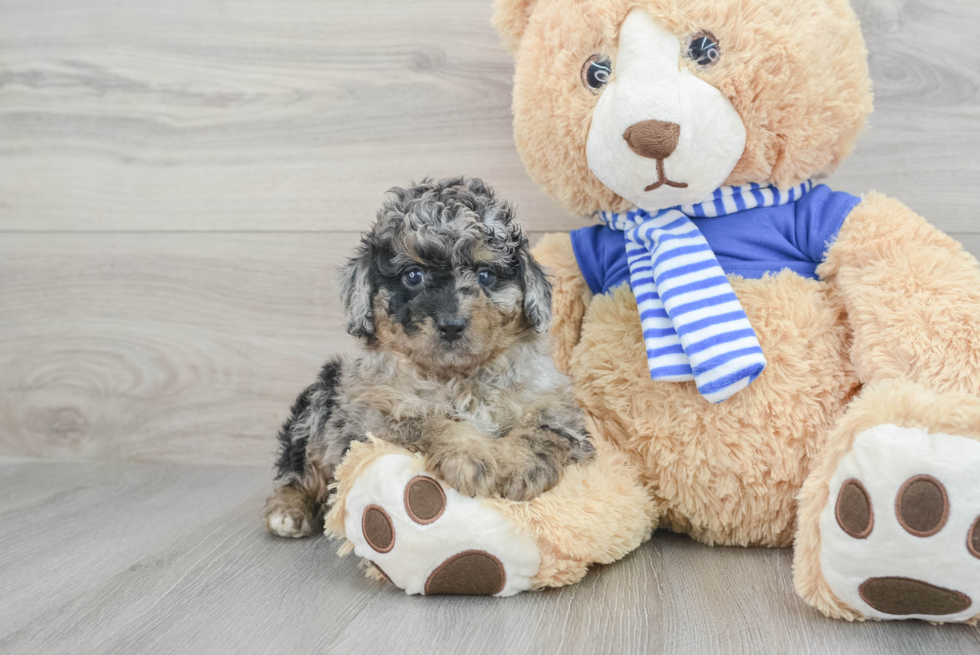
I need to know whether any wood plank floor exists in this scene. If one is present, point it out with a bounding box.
[2,1,980,651]
[1,457,978,655]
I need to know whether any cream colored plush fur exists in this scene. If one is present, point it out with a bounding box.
[496,0,872,215]
[327,416,657,589]
[794,380,980,624]
[493,0,980,622]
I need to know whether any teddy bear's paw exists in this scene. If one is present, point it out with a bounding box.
[342,453,540,596]
[820,424,980,621]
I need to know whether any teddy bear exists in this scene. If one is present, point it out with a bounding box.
[323,0,980,624]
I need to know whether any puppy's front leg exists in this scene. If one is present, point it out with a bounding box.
[491,426,595,501]
[418,419,501,498]
[420,420,595,501]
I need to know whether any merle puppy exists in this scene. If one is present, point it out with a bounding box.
[263,177,595,537]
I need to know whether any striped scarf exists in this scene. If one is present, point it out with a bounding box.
[600,181,812,403]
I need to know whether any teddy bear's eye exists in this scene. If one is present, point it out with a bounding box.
[686,32,721,68]
[581,55,612,94]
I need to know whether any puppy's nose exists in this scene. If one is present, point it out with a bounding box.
[436,317,467,342]
[623,120,681,160]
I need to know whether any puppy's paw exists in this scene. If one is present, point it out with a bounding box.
[421,425,593,502]
[569,437,596,464]
[266,508,312,538]
[423,449,496,498]
[489,428,594,501]
[263,489,315,538]
[497,464,560,502]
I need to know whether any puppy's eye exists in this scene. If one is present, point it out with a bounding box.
[686,32,720,68]
[402,268,424,288]
[477,270,497,287]
[581,55,612,94]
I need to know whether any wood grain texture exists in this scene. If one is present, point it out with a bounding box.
[0,0,979,466]
[1,228,978,465]
[0,0,574,232]
[0,458,977,654]
[0,0,978,232]
[0,232,360,465]
[0,231,542,464]
[2,2,979,649]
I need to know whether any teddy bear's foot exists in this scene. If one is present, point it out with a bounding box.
[817,424,980,621]
[342,453,540,596]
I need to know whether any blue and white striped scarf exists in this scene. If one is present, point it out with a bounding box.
[600,180,812,403]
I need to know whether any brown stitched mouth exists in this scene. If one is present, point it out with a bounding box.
[644,159,689,192]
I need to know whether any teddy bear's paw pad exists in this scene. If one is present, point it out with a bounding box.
[895,475,949,537]
[424,550,506,595]
[405,476,446,524]
[361,505,394,552]
[835,479,873,539]
[859,577,972,616]
[343,454,540,597]
[820,424,980,621]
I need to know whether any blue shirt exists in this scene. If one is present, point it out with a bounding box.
[570,184,861,295]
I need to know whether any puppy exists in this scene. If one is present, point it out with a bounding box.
[263,177,595,538]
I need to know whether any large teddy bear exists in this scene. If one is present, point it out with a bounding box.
[324,0,980,623]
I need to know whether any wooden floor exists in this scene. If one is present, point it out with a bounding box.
[3,0,980,652]
[1,457,978,655]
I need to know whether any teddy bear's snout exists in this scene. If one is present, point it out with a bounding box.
[622,119,680,160]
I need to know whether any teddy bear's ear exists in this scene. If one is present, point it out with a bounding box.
[492,0,540,54]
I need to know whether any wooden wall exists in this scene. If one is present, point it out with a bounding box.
[2,0,979,466]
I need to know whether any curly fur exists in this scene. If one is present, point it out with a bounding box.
[264,178,593,537]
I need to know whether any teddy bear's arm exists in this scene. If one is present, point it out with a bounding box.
[818,192,980,395]
[531,233,593,374]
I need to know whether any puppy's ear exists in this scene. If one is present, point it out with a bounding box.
[519,248,552,332]
[339,242,375,338]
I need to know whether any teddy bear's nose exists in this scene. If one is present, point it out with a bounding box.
[623,120,681,160]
